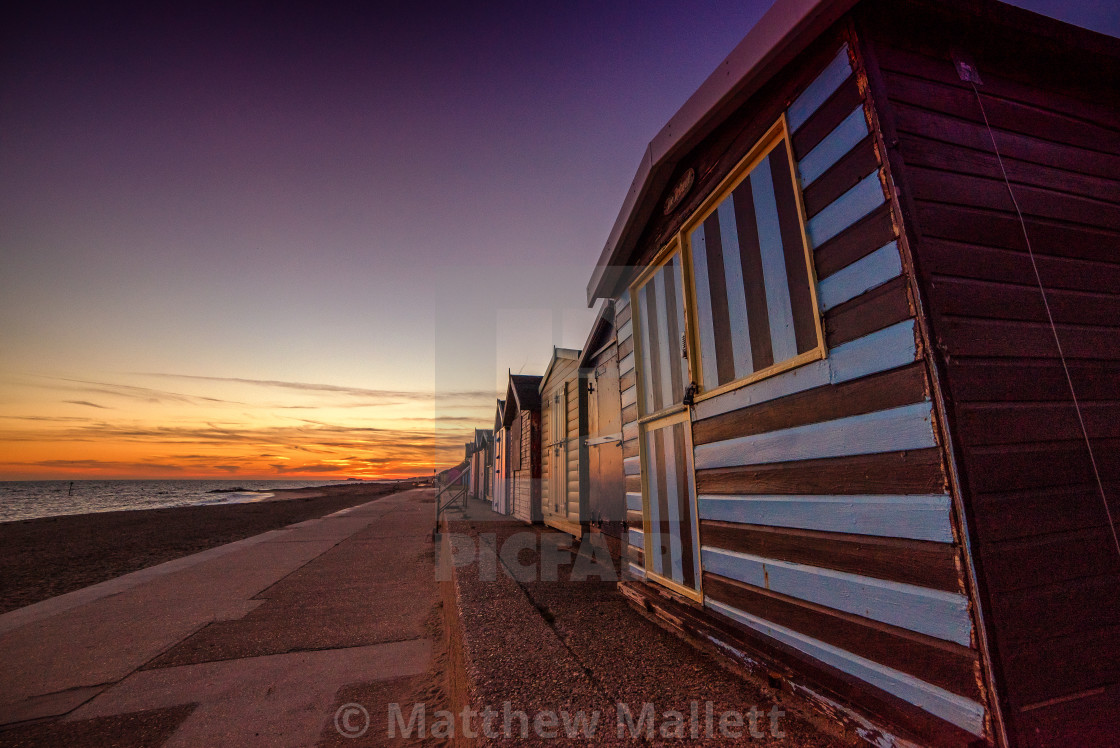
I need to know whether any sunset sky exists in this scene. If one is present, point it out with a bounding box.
[2,1,1116,480]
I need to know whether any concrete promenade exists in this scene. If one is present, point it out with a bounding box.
[0,488,440,747]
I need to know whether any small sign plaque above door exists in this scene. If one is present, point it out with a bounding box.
[663,168,695,215]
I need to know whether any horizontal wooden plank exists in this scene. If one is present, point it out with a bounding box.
[813,202,897,280]
[619,350,635,374]
[991,572,1120,645]
[623,456,640,475]
[787,44,852,132]
[913,203,1120,263]
[977,524,1120,593]
[621,403,637,425]
[693,363,927,446]
[618,335,635,361]
[963,438,1120,494]
[693,402,936,470]
[803,136,880,218]
[818,240,901,311]
[706,598,984,735]
[792,74,865,158]
[898,133,1120,205]
[826,275,912,349]
[807,172,886,247]
[622,437,638,458]
[698,493,953,543]
[928,275,1120,328]
[702,572,980,700]
[701,547,972,644]
[798,106,870,186]
[883,69,1120,157]
[875,42,1120,134]
[625,474,641,494]
[626,492,642,512]
[620,369,636,393]
[920,237,1120,294]
[696,448,946,496]
[948,356,1120,404]
[937,317,1120,360]
[626,509,642,526]
[1001,625,1120,708]
[893,101,1120,184]
[956,401,1120,445]
[969,483,1120,543]
[699,521,960,591]
[693,320,918,422]
[616,319,633,344]
[620,385,636,408]
[627,528,644,551]
[908,166,1120,232]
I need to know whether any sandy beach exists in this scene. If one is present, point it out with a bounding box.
[0,482,417,614]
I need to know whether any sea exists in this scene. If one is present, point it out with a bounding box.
[0,480,381,523]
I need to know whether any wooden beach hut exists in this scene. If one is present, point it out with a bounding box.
[539,347,586,537]
[503,373,543,524]
[586,0,1120,745]
[468,429,492,502]
[578,301,627,555]
[491,399,511,515]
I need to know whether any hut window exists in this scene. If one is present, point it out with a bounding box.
[633,248,690,417]
[685,120,822,394]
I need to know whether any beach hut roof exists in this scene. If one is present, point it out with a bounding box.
[494,399,505,431]
[578,299,616,368]
[586,0,856,304]
[503,374,543,427]
[539,347,582,393]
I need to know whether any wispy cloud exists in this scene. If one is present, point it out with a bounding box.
[62,400,112,409]
[139,372,494,404]
[36,377,242,406]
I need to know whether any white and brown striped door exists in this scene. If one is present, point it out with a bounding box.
[632,246,703,601]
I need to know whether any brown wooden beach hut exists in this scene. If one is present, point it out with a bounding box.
[578,301,628,556]
[585,0,1120,745]
[468,428,492,502]
[539,347,586,537]
[503,373,543,524]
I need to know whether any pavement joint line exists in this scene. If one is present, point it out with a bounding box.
[0,491,409,636]
[140,636,435,671]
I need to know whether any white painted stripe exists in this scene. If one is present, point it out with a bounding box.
[787,45,852,132]
[673,258,688,399]
[797,106,869,186]
[624,456,641,475]
[638,286,657,410]
[655,268,675,410]
[691,223,721,387]
[752,157,798,362]
[828,319,917,383]
[617,319,633,344]
[664,428,684,583]
[626,492,643,512]
[807,172,884,247]
[645,430,663,577]
[628,528,644,551]
[818,241,901,311]
[619,352,635,376]
[702,547,971,645]
[697,494,953,543]
[717,197,756,379]
[623,422,638,442]
[707,600,984,735]
[691,320,917,421]
[694,402,935,470]
[628,562,646,580]
[620,385,637,408]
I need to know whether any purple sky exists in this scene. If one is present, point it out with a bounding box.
[2,0,1117,478]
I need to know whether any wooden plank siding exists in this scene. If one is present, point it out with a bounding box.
[607,27,991,742]
[857,1,1120,743]
[616,292,644,577]
[540,354,583,534]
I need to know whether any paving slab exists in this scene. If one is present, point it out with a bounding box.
[0,487,440,741]
[67,640,431,748]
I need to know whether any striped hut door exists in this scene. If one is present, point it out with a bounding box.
[633,249,703,599]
